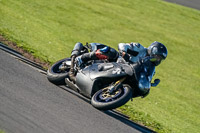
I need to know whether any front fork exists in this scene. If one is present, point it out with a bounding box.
[108,77,126,94]
[107,77,133,101]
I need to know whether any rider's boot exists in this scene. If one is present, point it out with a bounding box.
[69,52,93,82]
[68,42,84,83]
[68,55,76,83]
[69,55,85,82]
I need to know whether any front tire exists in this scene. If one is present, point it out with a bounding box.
[91,84,132,110]
[47,58,71,85]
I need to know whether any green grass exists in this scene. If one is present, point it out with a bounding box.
[0,130,5,133]
[0,0,200,132]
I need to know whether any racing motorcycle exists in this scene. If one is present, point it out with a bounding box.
[47,52,160,110]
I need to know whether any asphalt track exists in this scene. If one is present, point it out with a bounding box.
[164,0,200,10]
[0,43,154,133]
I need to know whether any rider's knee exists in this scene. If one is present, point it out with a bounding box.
[71,42,84,57]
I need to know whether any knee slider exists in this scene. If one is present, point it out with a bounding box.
[71,42,84,56]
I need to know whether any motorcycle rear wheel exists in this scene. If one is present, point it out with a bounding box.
[47,58,71,85]
[91,84,132,110]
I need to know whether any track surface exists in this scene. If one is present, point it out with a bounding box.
[0,47,153,133]
[165,0,200,10]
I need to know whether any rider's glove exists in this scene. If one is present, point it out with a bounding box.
[151,79,160,87]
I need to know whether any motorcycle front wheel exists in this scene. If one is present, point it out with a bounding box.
[47,58,71,85]
[91,84,132,110]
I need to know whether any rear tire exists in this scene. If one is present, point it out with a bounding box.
[91,84,132,110]
[47,58,71,85]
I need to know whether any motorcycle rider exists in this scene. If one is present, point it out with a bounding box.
[69,42,119,82]
[68,41,168,97]
[118,41,168,97]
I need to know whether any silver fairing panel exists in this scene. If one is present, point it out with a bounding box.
[75,62,132,97]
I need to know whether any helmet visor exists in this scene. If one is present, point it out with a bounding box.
[150,55,164,65]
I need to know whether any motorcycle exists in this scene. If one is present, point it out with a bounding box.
[47,52,160,110]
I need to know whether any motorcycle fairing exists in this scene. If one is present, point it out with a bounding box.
[75,62,133,98]
[89,62,132,80]
[75,70,95,98]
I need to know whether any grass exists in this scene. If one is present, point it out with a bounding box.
[0,130,5,133]
[0,0,200,132]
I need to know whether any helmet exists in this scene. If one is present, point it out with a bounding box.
[147,41,168,66]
